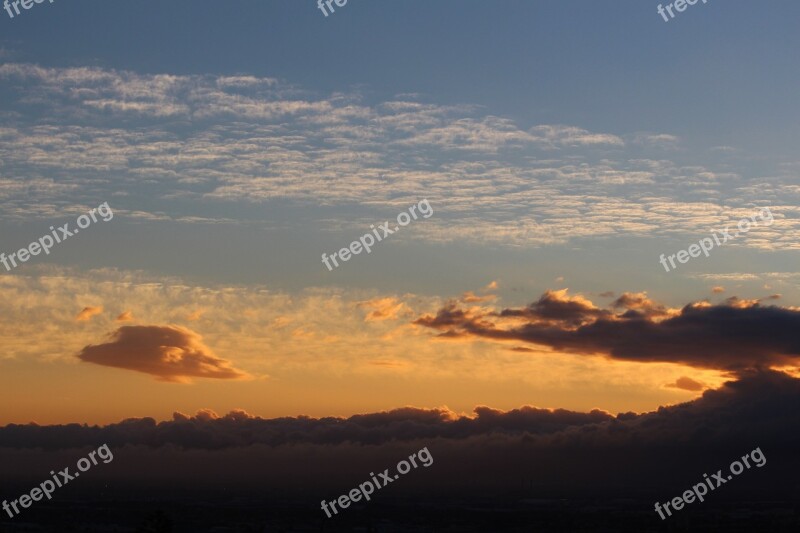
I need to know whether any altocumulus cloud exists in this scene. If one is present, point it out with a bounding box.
[77,325,249,382]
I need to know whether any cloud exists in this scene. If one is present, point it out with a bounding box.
[631,132,680,149]
[368,359,408,368]
[0,269,456,380]
[529,125,625,148]
[3,63,797,252]
[460,291,496,303]
[507,346,536,353]
[0,371,796,453]
[415,290,800,373]
[1,370,798,517]
[357,297,411,322]
[77,325,249,382]
[723,296,761,308]
[0,402,614,450]
[666,376,705,391]
[76,306,103,322]
[116,311,134,322]
[496,289,611,326]
[611,291,673,319]
[269,316,293,329]
[394,116,539,152]
[187,309,205,321]
[712,286,726,293]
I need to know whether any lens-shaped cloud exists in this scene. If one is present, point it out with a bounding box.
[77,325,249,382]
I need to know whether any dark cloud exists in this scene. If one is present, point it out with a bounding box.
[666,376,705,391]
[415,290,800,372]
[0,372,798,507]
[506,346,536,353]
[2,371,798,453]
[77,325,249,382]
[497,289,611,326]
[0,404,614,451]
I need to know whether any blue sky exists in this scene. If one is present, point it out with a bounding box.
[1,0,798,299]
[6,0,800,152]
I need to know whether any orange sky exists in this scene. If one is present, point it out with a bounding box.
[0,269,728,425]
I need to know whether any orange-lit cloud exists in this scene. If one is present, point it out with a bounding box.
[76,306,103,322]
[611,291,674,319]
[270,316,293,329]
[291,328,314,340]
[357,297,411,322]
[368,359,408,368]
[724,296,761,308]
[116,311,134,322]
[77,325,249,383]
[460,291,497,303]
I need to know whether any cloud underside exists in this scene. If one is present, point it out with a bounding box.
[77,325,249,382]
[415,289,800,372]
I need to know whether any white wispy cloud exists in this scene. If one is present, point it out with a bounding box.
[0,62,796,250]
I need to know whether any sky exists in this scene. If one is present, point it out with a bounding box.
[1,0,799,425]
